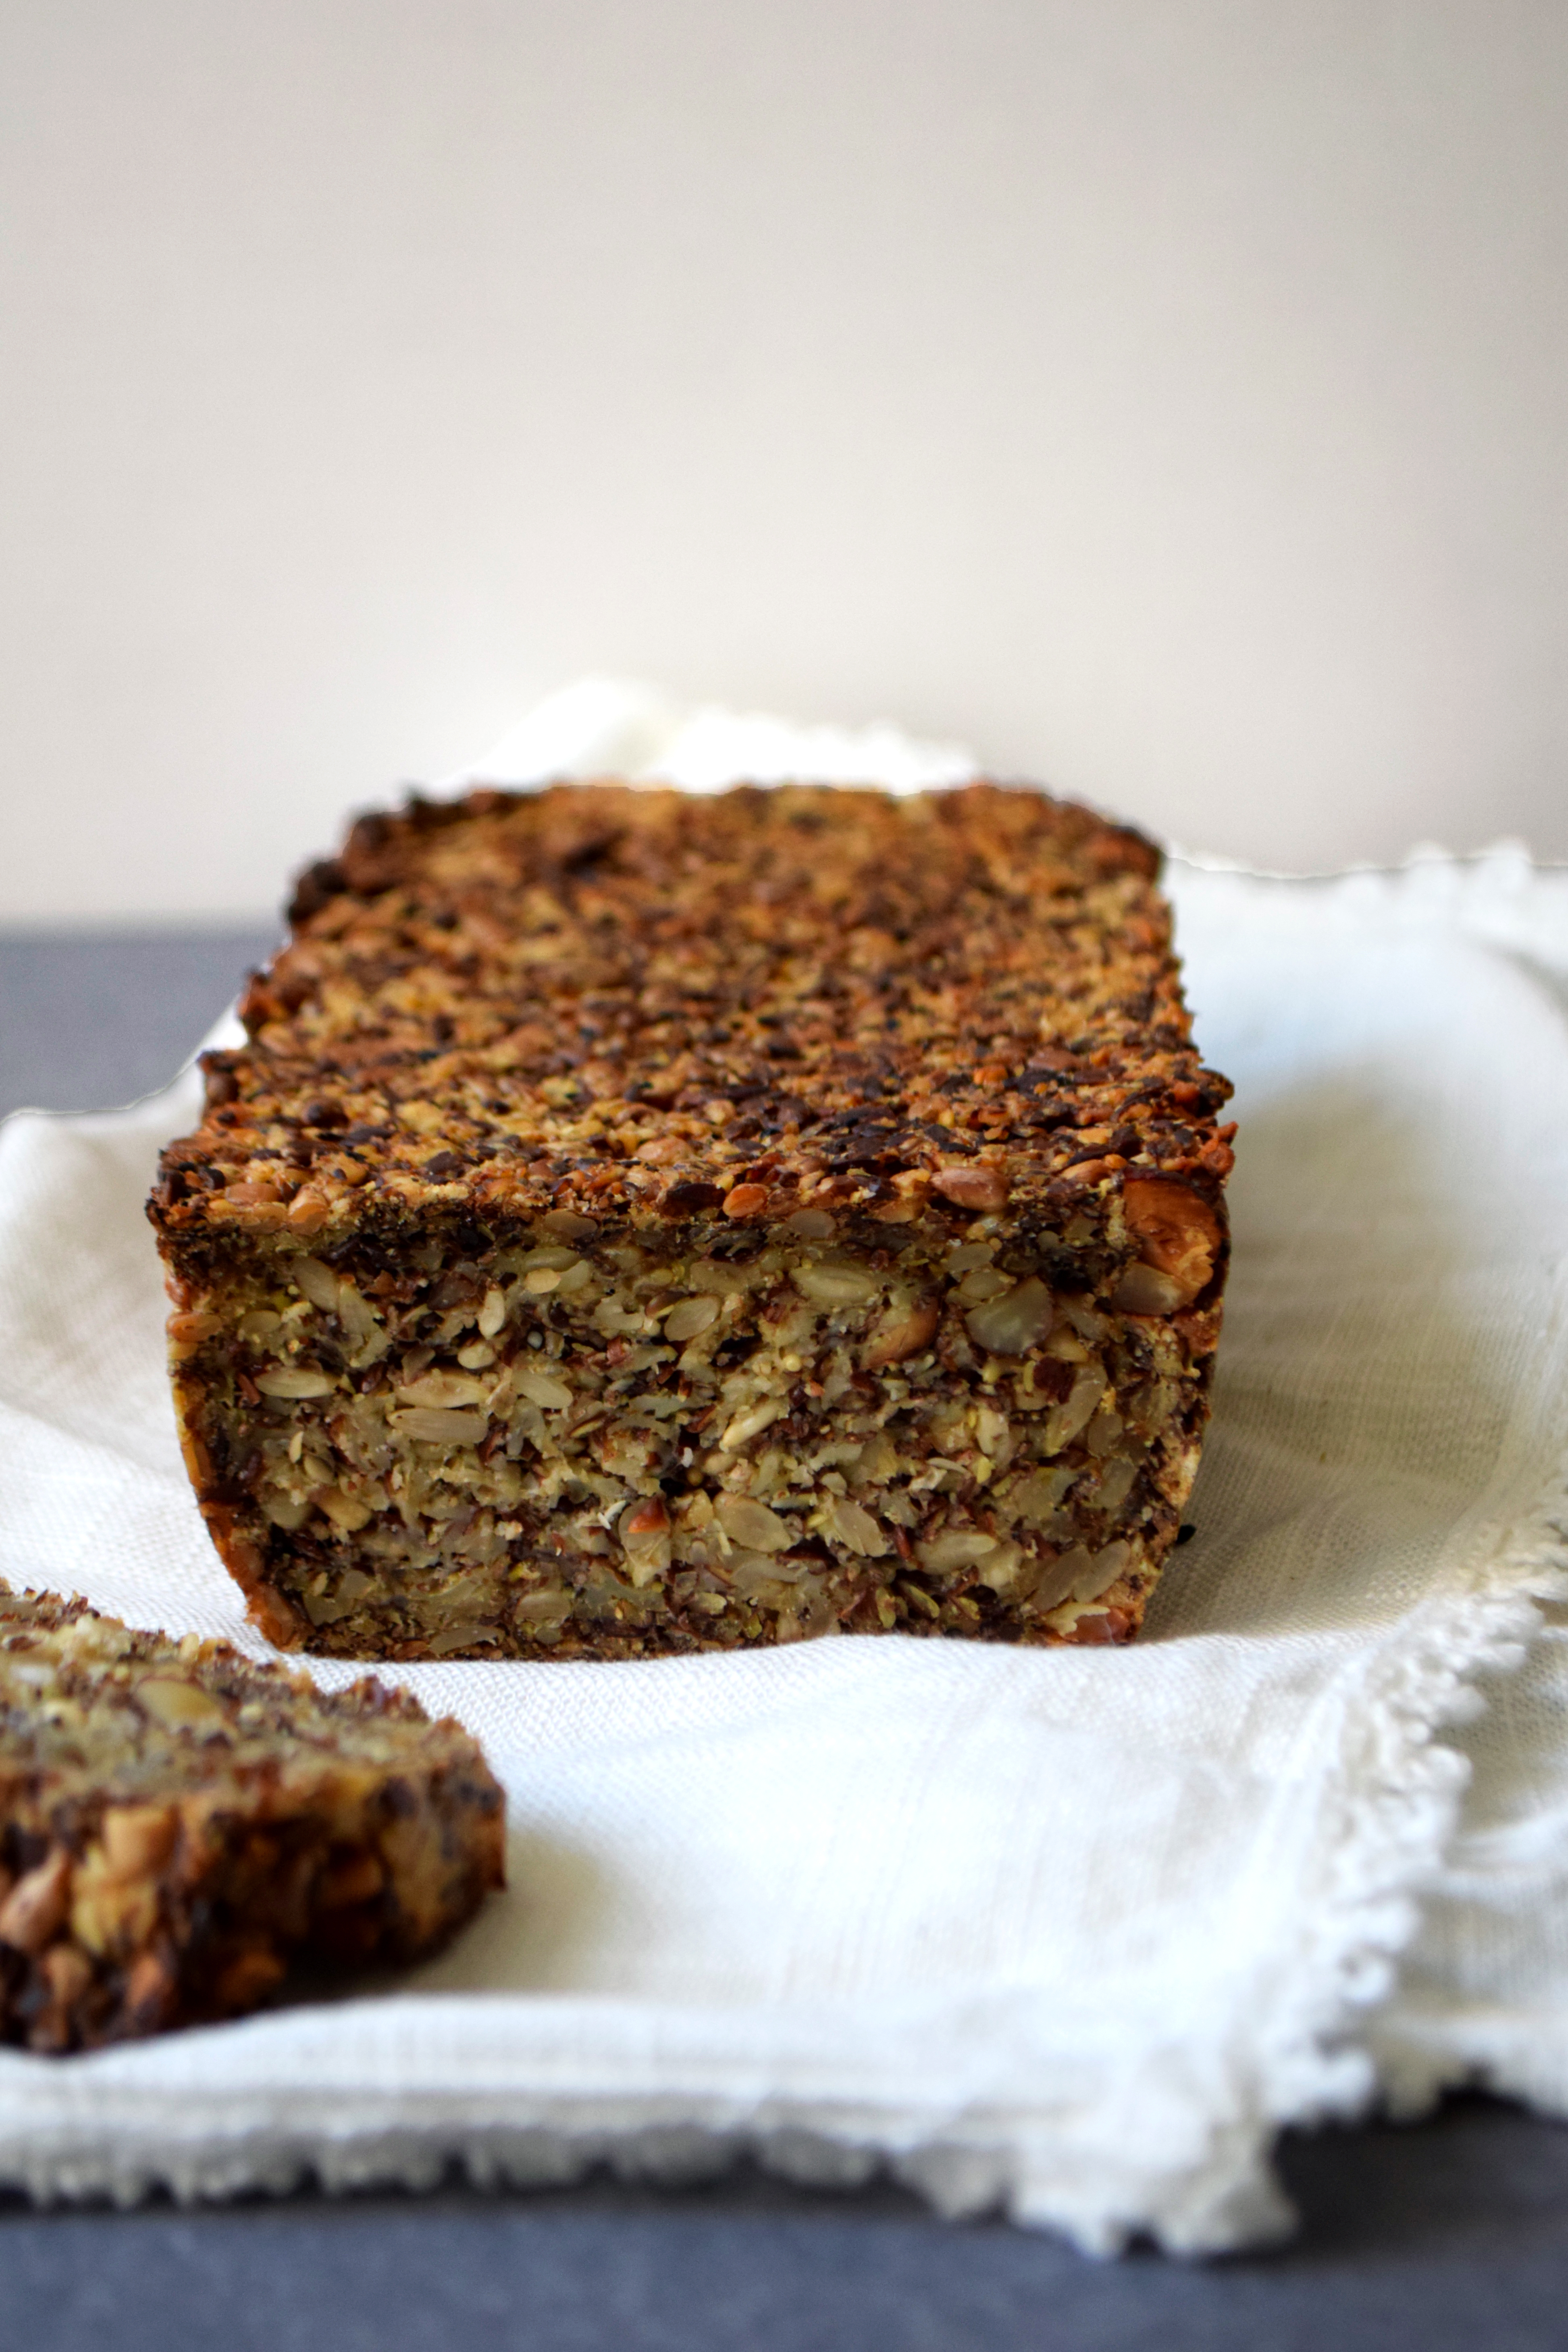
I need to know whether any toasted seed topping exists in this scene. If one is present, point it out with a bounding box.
[147,781,1233,1662]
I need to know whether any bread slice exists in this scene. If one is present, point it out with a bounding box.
[0,1585,503,2052]
[148,780,1235,1660]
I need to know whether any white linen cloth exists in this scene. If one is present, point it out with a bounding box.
[1,685,1566,2253]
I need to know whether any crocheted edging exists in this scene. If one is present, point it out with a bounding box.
[1237,1484,1568,2181]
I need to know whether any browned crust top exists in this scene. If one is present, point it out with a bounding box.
[149,781,1235,1246]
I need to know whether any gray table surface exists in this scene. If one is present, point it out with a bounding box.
[3,926,1567,2352]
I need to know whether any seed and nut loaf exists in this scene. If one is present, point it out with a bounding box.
[148,781,1235,1658]
[0,1584,504,2051]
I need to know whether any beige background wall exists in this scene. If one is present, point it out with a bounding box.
[2,0,1565,919]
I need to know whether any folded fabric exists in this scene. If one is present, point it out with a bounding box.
[1,688,1564,2252]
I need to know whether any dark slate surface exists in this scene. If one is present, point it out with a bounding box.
[5,2100,1568,2352]
[0,927,280,1119]
[3,925,1567,2351]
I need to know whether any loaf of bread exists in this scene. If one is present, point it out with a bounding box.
[148,781,1235,1660]
[0,1585,504,2051]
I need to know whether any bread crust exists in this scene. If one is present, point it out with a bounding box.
[148,782,1235,1657]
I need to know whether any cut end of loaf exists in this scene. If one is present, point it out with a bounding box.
[148,780,1234,1660]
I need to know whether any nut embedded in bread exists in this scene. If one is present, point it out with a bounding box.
[0,1585,504,2052]
[147,780,1235,1659]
